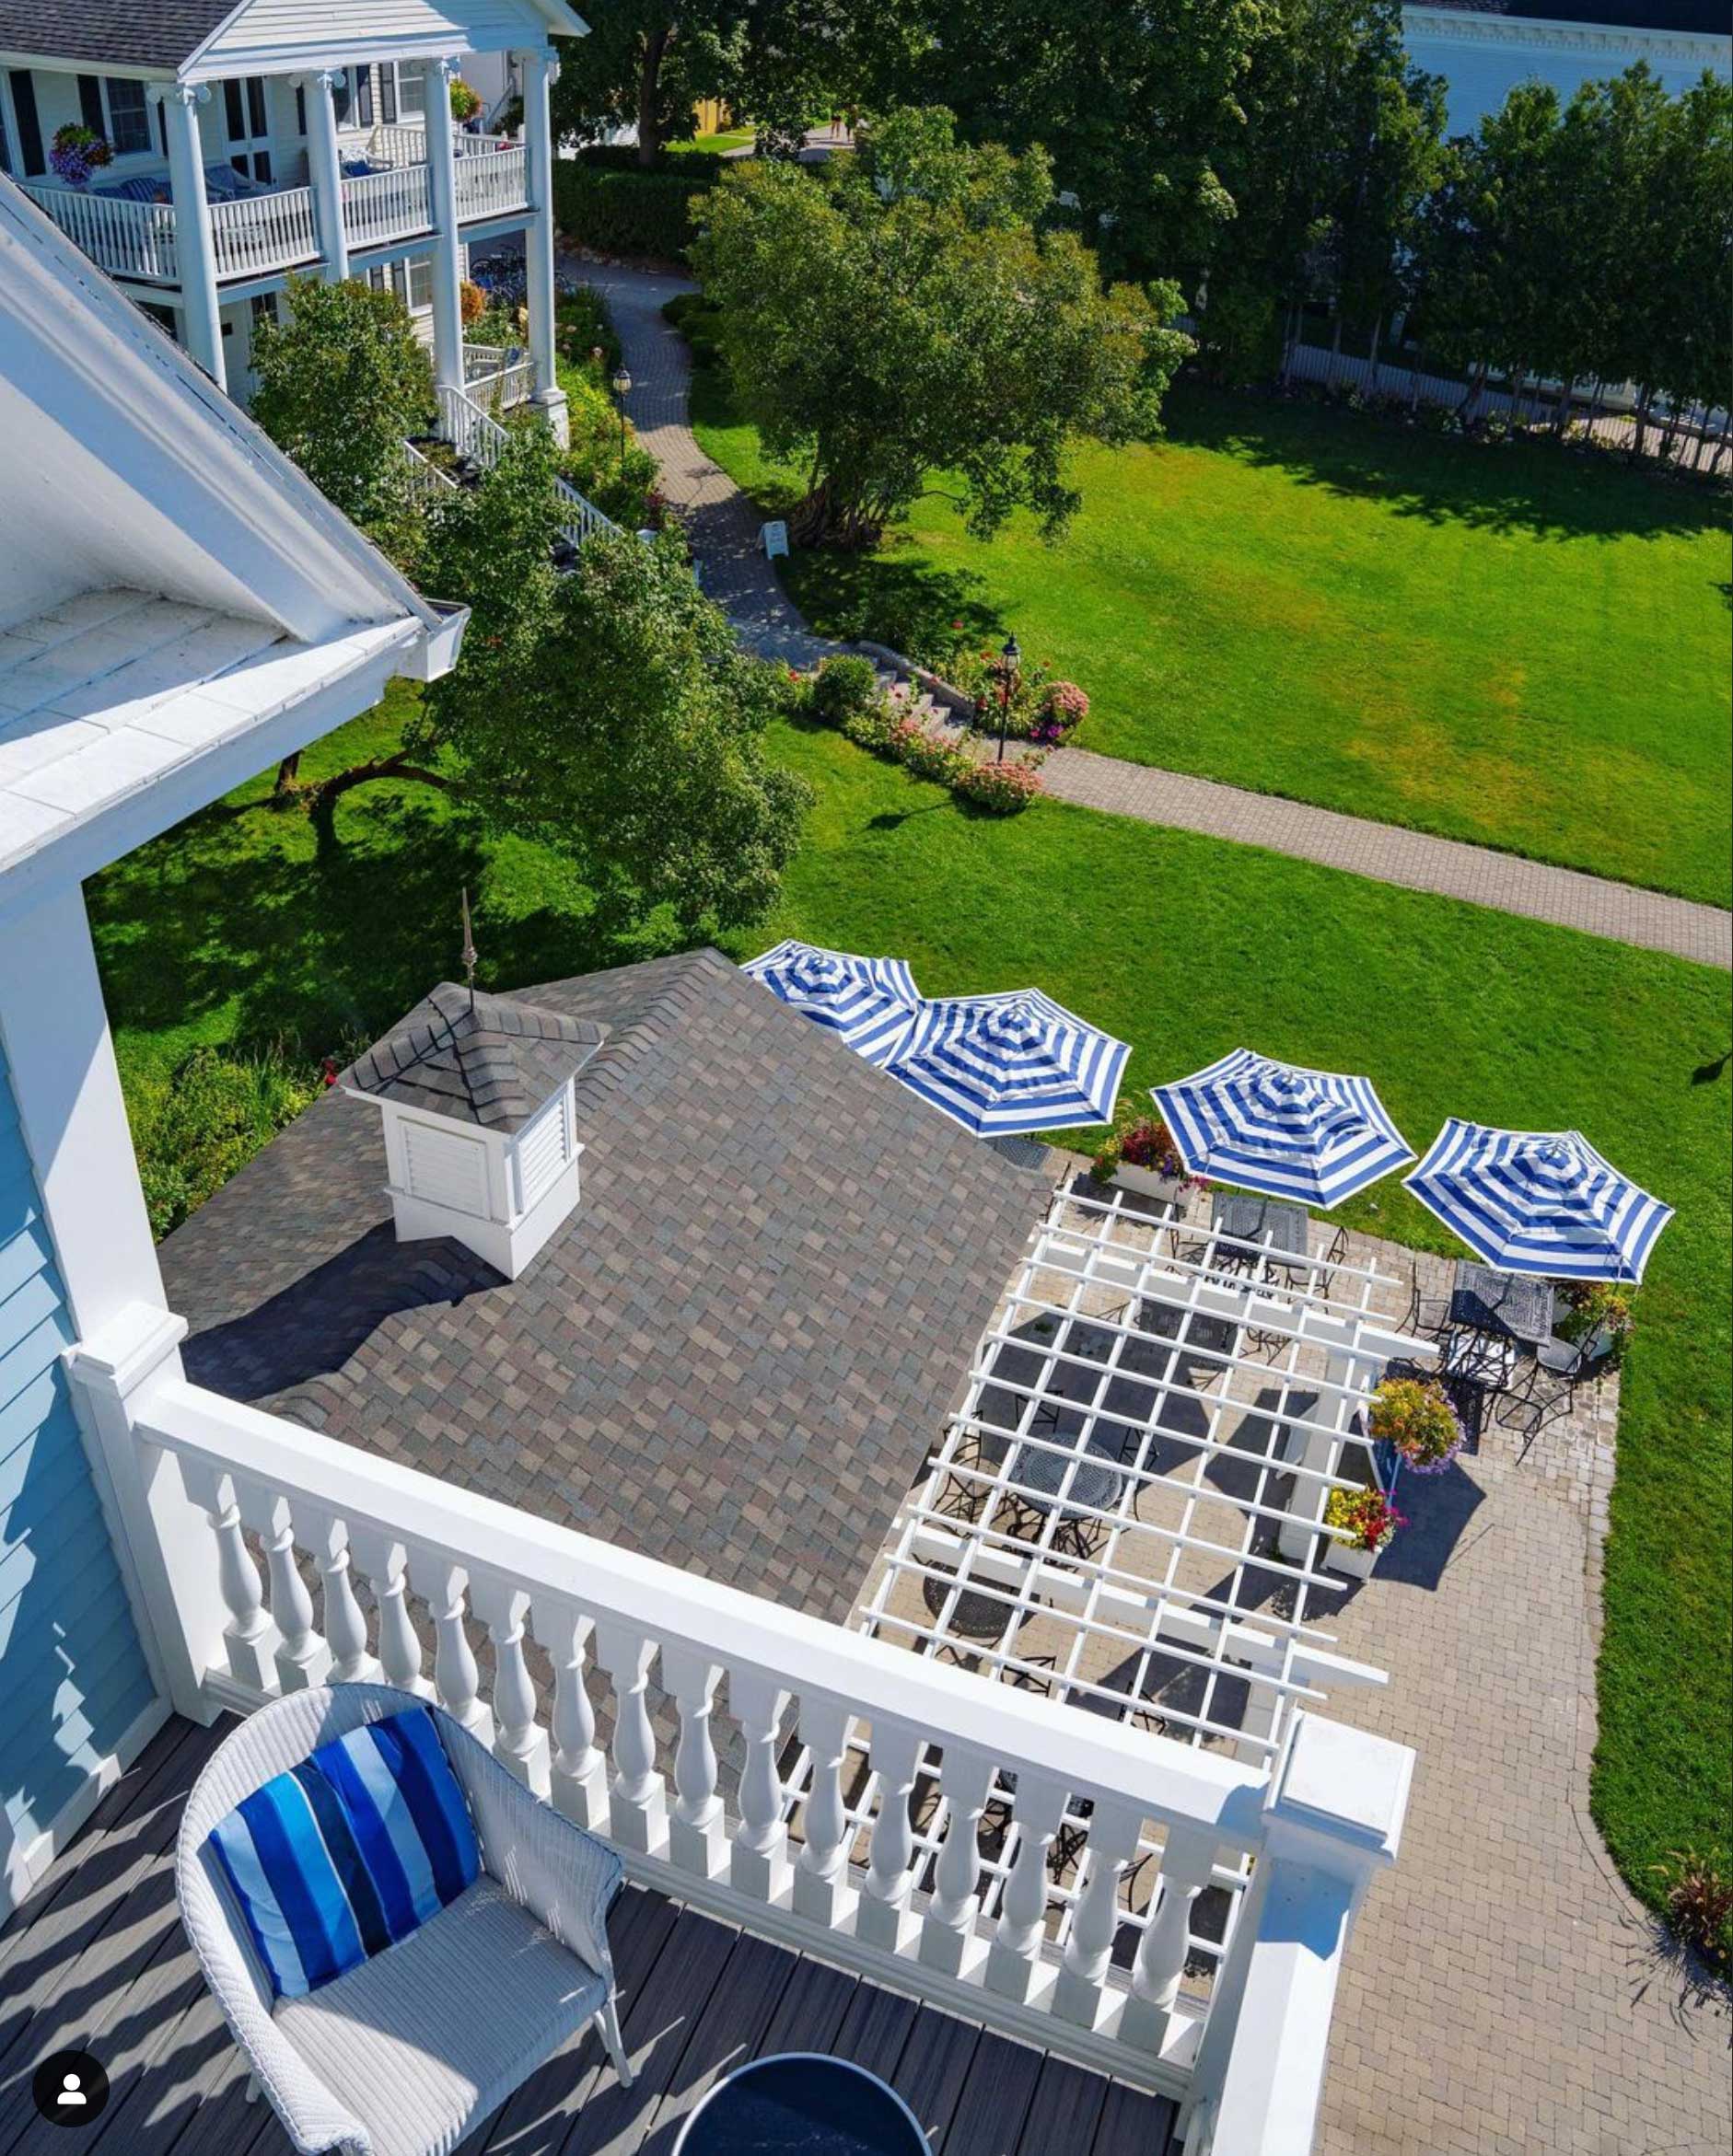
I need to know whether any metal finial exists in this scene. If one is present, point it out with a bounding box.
[459,887,478,1012]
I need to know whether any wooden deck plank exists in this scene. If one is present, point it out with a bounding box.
[635,1930,797,2155]
[0,1721,1184,2156]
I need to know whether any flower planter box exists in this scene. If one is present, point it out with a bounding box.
[1111,1163,1187,1204]
[1322,1536,1380,1580]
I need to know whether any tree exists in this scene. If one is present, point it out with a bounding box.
[549,0,745,163]
[250,275,433,548]
[692,108,1192,547]
[437,508,811,932]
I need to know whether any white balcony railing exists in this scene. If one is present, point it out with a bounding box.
[366,122,518,166]
[463,342,536,411]
[68,1304,1412,2156]
[22,141,528,288]
[436,382,613,547]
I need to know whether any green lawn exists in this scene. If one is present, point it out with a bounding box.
[685,331,1732,905]
[90,701,1731,1953]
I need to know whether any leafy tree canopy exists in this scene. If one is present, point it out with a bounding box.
[250,275,433,549]
[692,108,1191,546]
[550,0,746,160]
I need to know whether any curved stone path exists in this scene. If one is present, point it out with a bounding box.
[583,256,1731,971]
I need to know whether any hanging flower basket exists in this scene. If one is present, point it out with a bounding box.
[50,123,113,186]
[1367,1376,1464,1476]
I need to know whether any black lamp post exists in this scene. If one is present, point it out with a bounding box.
[995,634,1021,763]
[611,364,632,469]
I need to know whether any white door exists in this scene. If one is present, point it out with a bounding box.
[222,76,273,183]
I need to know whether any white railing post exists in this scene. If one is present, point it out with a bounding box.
[593,1624,669,1854]
[410,1553,494,1747]
[151,85,224,389]
[1121,1825,1219,2055]
[348,1529,434,1699]
[304,71,349,278]
[793,1697,857,1930]
[985,1773,1070,2002]
[235,1481,331,1694]
[729,1670,791,1902]
[1053,1799,1146,2029]
[1182,1715,1413,2155]
[471,1578,549,1794]
[919,1745,997,1977]
[177,1460,282,1696]
[299,1509,381,1685]
[661,1647,727,1880]
[534,1603,611,1830]
[856,1721,922,1952]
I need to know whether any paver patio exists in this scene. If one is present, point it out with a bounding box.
[578,255,1732,972]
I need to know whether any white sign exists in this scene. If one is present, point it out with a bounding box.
[761,519,789,561]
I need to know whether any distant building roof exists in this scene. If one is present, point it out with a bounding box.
[161,948,1045,1626]
[347,983,606,1133]
[1405,0,1728,36]
[0,0,234,69]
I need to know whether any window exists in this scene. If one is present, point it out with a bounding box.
[138,299,177,337]
[77,75,104,133]
[378,64,397,124]
[398,66,425,118]
[250,293,278,330]
[104,78,150,156]
[295,84,306,135]
[246,76,266,136]
[223,78,244,138]
[404,256,433,310]
[7,72,43,177]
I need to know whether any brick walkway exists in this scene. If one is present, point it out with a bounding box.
[581,257,1732,973]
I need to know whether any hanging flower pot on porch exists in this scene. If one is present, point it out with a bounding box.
[50,123,113,187]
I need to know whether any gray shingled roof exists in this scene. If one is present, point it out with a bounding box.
[346,982,606,1134]
[160,949,1045,1627]
[0,0,237,69]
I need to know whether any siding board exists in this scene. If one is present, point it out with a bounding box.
[0,1044,155,1880]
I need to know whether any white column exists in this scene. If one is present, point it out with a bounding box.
[304,71,350,281]
[1,884,228,1721]
[151,85,225,390]
[517,48,568,446]
[419,58,466,396]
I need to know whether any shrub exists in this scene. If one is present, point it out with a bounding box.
[1368,1377,1465,1475]
[552,162,714,260]
[842,701,901,753]
[575,144,732,180]
[1557,1282,1638,1361]
[459,279,486,325]
[1323,1485,1406,1552]
[894,721,969,786]
[1652,1852,1733,1973]
[811,655,881,726]
[130,1044,322,1239]
[953,758,1043,814]
[1043,680,1090,727]
[556,285,622,375]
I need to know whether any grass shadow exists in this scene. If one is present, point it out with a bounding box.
[1161,380,1731,547]
[781,545,1004,659]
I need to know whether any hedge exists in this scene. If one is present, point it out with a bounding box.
[552,162,715,260]
[572,144,732,180]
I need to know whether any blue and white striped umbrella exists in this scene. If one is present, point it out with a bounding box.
[1404,1119,1673,1282]
[742,939,921,1067]
[887,989,1130,1137]
[1153,1048,1415,1208]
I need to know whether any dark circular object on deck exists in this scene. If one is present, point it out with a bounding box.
[673,2052,929,2154]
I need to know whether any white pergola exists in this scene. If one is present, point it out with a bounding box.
[791,1174,1432,2005]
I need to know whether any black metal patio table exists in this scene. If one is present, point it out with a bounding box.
[1209,1192,1310,1276]
[1449,1261,1555,1351]
[674,2053,929,2154]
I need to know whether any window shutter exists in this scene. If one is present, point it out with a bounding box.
[223,78,245,139]
[246,76,267,136]
[355,64,374,128]
[8,72,43,176]
[77,75,104,133]
[380,64,397,124]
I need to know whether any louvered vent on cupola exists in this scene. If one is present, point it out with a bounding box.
[343,984,606,1280]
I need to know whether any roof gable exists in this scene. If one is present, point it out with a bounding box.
[0,0,585,73]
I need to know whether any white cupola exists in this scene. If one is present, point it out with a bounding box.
[343,983,606,1281]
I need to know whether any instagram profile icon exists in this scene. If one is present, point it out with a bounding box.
[31,2051,110,2128]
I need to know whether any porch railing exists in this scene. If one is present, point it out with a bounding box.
[19,180,178,282]
[454,144,529,224]
[210,184,320,279]
[436,381,614,547]
[69,1332,1412,2152]
[463,342,536,411]
[366,122,517,167]
[342,161,433,252]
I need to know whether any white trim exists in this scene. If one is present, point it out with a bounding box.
[0,1693,171,1928]
[1401,6,1729,64]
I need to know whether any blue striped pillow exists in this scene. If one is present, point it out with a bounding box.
[206,1705,481,2000]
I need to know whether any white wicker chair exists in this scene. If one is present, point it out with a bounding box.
[176,1684,633,2156]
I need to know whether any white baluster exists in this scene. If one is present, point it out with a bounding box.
[299,1510,380,1684]
[856,1721,922,1952]
[728,1671,790,1902]
[918,1745,997,1977]
[177,1461,281,1695]
[531,1604,611,1830]
[986,1774,1071,2002]
[236,1480,331,1693]
[661,1647,727,1880]
[410,1554,494,1746]
[793,1697,857,1930]
[1053,1799,1146,2028]
[1121,1826,1219,2054]
[348,1529,434,1698]
[471,1577,549,1795]
[593,1624,668,1854]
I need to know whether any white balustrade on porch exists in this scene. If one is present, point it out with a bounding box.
[84,1353,1411,2149]
[454,144,529,223]
[20,182,179,282]
[366,122,515,167]
[341,161,433,251]
[208,185,320,279]
[434,382,613,547]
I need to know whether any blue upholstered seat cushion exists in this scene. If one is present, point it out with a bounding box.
[206,1705,482,2000]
